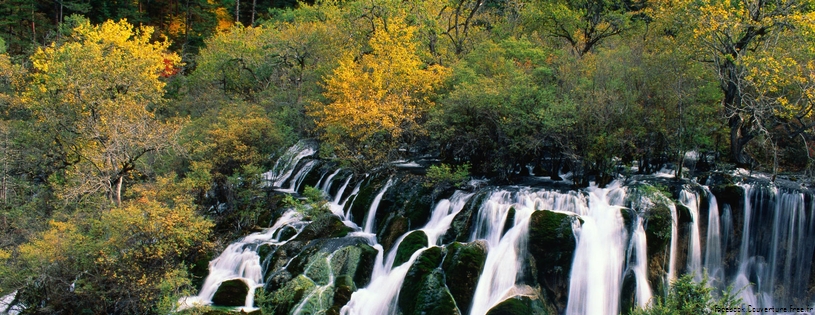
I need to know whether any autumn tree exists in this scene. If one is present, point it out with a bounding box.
[310,15,448,171]
[25,16,181,206]
[659,0,815,167]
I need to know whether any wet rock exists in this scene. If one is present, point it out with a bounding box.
[327,275,356,315]
[442,192,487,244]
[293,213,353,242]
[501,207,516,237]
[441,240,487,315]
[267,275,315,315]
[398,247,459,315]
[394,230,428,267]
[211,279,249,307]
[528,210,579,313]
[380,216,409,253]
[485,294,548,315]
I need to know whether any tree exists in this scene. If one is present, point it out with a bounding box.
[523,0,645,57]
[663,0,815,167]
[310,15,448,171]
[25,16,182,206]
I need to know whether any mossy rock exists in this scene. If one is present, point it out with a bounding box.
[211,279,249,307]
[528,210,578,313]
[620,271,637,315]
[349,177,385,227]
[267,275,316,315]
[354,243,378,288]
[398,247,459,315]
[380,216,409,253]
[326,275,356,315]
[710,184,744,214]
[485,295,547,315]
[274,225,298,241]
[293,213,353,242]
[441,240,487,315]
[442,192,488,243]
[644,203,672,257]
[394,230,429,267]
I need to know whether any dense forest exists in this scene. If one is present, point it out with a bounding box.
[0,0,814,313]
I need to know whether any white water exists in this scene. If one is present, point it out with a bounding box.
[0,290,20,315]
[679,188,702,281]
[342,191,473,315]
[178,211,307,311]
[264,141,316,187]
[565,182,627,315]
[363,178,394,234]
[630,216,653,309]
[666,202,679,284]
[703,188,723,285]
[278,160,318,193]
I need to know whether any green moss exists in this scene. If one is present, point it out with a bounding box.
[528,210,578,312]
[398,247,459,315]
[394,230,428,267]
[644,203,672,256]
[442,241,487,315]
[266,275,316,315]
[304,252,331,286]
[485,297,533,315]
[211,279,249,307]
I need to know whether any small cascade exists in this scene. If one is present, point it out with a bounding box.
[343,181,363,222]
[423,191,473,245]
[565,182,627,315]
[278,160,318,193]
[321,169,341,192]
[630,216,652,309]
[264,141,316,187]
[679,188,702,281]
[342,191,474,315]
[703,188,723,285]
[0,290,20,315]
[363,178,394,234]
[329,175,353,217]
[178,211,308,311]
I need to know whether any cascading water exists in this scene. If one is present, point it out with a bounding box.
[564,182,628,315]
[178,211,308,311]
[728,183,815,311]
[679,188,703,281]
[341,191,474,315]
[363,178,394,234]
[629,216,653,309]
[704,188,724,285]
[264,140,316,187]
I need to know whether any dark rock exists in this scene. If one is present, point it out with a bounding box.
[398,247,459,315]
[442,241,487,315]
[380,216,409,253]
[211,279,249,307]
[442,192,488,244]
[620,271,637,315]
[394,230,429,267]
[267,275,315,315]
[327,275,356,315]
[528,210,579,313]
[502,207,516,237]
[293,213,353,242]
[485,295,548,315]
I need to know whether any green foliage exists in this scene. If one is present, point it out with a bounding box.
[632,274,741,315]
[425,163,471,188]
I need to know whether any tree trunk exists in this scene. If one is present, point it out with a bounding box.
[729,114,750,167]
[115,176,123,207]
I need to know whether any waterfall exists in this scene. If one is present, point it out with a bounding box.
[679,188,702,281]
[704,188,723,285]
[264,140,316,187]
[730,183,815,310]
[321,169,341,192]
[341,191,473,315]
[178,211,308,311]
[666,202,678,284]
[363,178,394,234]
[564,182,627,315]
[278,160,318,193]
[628,216,653,309]
[329,175,353,217]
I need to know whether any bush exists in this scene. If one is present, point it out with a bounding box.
[424,163,471,189]
[632,274,741,315]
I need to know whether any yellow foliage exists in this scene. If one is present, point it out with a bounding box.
[25,18,183,205]
[312,16,448,168]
